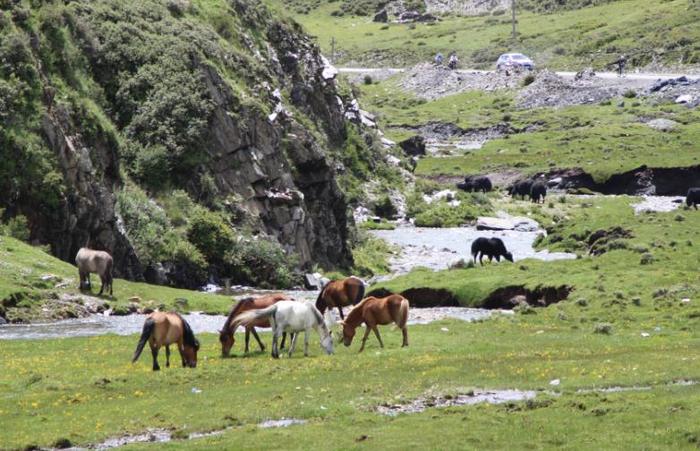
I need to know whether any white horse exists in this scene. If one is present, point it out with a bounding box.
[231,301,333,358]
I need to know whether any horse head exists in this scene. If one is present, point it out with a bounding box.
[183,339,200,368]
[319,324,334,355]
[218,329,234,357]
[339,320,355,347]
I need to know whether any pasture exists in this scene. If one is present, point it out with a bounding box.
[2,314,700,449]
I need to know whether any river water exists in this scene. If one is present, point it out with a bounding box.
[370,225,576,276]
[0,223,566,340]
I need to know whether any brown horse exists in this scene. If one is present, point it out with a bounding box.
[341,294,409,352]
[75,247,113,296]
[315,276,365,320]
[219,294,290,357]
[132,312,200,371]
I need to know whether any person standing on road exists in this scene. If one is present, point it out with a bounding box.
[448,52,458,70]
[435,52,444,66]
[615,54,627,77]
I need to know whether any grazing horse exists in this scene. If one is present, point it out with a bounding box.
[219,294,290,357]
[315,276,365,320]
[75,247,113,296]
[471,237,513,265]
[132,312,200,371]
[341,294,409,352]
[231,301,333,359]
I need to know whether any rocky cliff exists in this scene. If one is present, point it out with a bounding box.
[0,0,381,286]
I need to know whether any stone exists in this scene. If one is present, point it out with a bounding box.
[676,94,693,104]
[646,118,678,132]
[304,273,322,290]
[476,217,516,231]
[373,9,388,22]
[128,296,141,303]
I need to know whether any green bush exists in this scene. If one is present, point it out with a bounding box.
[1,215,31,242]
[187,207,235,265]
[226,238,297,288]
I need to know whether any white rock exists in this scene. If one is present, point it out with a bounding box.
[641,332,650,337]
[681,298,691,303]
[675,94,693,104]
[320,56,338,80]
[549,379,561,386]
[646,118,678,132]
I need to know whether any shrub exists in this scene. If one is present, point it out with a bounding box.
[133,144,171,191]
[363,75,373,85]
[522,74,535,86]
[187,207,235,265]
[372,195,397,219]
[226,238,297,288]
[593,323,613,334]
[640,252,655,265]
[622,89,637,98]
[2,215,30,242]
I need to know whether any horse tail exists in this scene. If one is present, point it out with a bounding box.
[397,298,409,329]
[231,304,278,330]
[132,318,155,363]
[353,278,366,305]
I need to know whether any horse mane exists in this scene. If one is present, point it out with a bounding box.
[311,304,325,326]
[223,298,253,333]
[174,313,199,350]
[315,282,330,312]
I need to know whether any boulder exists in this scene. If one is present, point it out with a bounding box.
[647,118,678,132]
[399,135,426,156]
[676,94,694,104]
[373,9,388,22]
[476,217,515,231]
[304,273,322,290]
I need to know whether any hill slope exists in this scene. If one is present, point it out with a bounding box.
[271,0,700,70]
[0,0,395,288]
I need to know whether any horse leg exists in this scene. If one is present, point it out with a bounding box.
[165,345,171,368]
[479,254,484,266]
[288,333,299,358]
[251,327,265,352]
[98,274,106,296]
[244,328,250,354]
[337,305,345,320]
[150,345,160,371]
[280,332,287,350]
[402,327,409,347]
[271,330,280,359]
[372,326,384,348]
[359,326,372,353]
[303,329,309,357]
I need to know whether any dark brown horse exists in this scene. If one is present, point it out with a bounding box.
[315,276,365,320]
[132,312,200,371]
[341,294,409,352]
[219,294,291,357]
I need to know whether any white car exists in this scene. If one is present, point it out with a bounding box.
[496,53,535,71]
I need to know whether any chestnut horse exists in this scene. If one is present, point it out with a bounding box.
[315,276,365,320]
[132,312,200,371]
[341,294,409,352]
[219,294,290,357]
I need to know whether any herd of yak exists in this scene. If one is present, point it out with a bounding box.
[457,174,700,209]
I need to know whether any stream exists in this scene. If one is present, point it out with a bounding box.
[370,224,576,278]
[1,221,568,340]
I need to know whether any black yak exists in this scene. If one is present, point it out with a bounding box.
[471,237,514,266]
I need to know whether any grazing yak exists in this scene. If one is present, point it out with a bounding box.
[457,175,492,193]
[508,179,533,199]
[471,237,514,265]
[75,247,114,296]
[530,181,547,203]
[686,188,700,209]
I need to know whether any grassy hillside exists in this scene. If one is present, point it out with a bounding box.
[0,234,232,321]
[356,76,700,182]
[268,0,700,69]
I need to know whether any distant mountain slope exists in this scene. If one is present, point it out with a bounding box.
[270,0,700,70]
